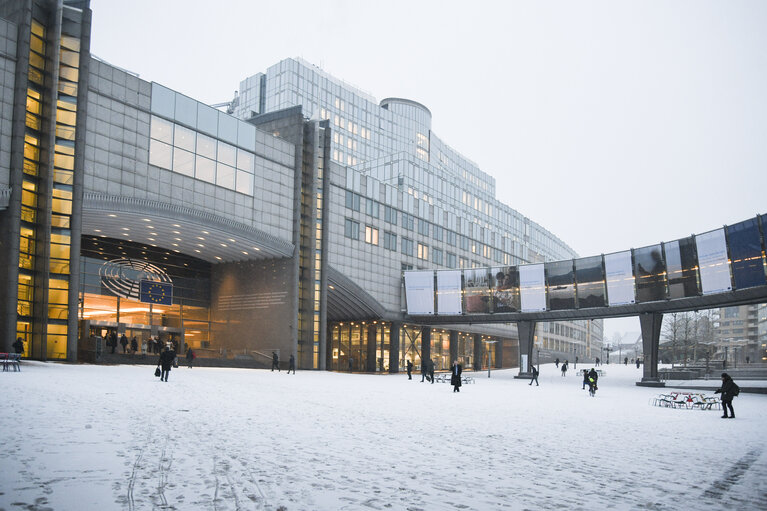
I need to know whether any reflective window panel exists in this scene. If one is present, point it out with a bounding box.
[574,255,606,308]
[604,251,635,305]
[464,268,491,313]
[491,266,519,313]
[695,228,732,295]
[545,260,575,310]
[633,244,667,302]
[726,218,766,290]
[663,237,700,299]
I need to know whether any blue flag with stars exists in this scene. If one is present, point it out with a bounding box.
[139,280,173,305]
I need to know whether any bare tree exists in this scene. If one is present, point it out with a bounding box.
[661,312,682,364]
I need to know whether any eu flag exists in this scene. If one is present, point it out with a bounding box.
[139,280,173,305]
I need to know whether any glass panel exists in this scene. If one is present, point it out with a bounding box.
[28,67,43,85]
[491,266,519,312]
[51,214,71,228]
[149,139,172,169]
[575,255,606,308]
[174,124,195,152]
[54,152,74,170]
[695,228,732,295]
[235,170,253,195]
[604,251,635,305]
[436,270,462,314]
[173,147,195,176]
[519,263,546,312]
[30,34,44,54]
[54,169,74,185]
[52,197,72,215]
[151,83,175,118]
[237,121,256,151]
[60,35,81,52]
[174,93,197,126]
[633,244,667,302]
[216,163,235,189]
[56,124,76,141]
[196,133,216,159]
[464,268,491,313]
[59,48,79,67]
[545,260,575,310]
[58,80,78,97]
[196,103,218,136]
[237,149,254,172]
[217,141,236,166]
[726,218,766,290]
[150,116,173,143]
[195,155,215,183]
[217,111,237,143]
[663,237,699,299]
[59,65,78,82]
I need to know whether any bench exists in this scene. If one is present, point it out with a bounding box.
[434,373,475,384]
[1,353,21,372]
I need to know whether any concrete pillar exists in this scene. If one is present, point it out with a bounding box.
[421,326,431,367]
[517,321,536,375]
[473,334,482,371]
[639,313,663,385]
[388,321,400,373]
[449,330,458,365]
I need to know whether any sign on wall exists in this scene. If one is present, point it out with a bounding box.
[404,271,435,315]
[695,229,732,295]
[436,270,462,315]
[519,264,546,312]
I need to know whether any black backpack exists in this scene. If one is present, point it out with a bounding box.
[732,383,740,397]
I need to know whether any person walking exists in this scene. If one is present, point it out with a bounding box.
[406,359,413,380]
[271,351,280,372]
[428,358,435,384]
[636,358,641,369]
[130,337,138,354]
[420,359,428,382]
[624,356,628,366]
[555,358,560,368]
[185,346,195,368]
[529,364,539,386]
[450,360,463,393]
[120,334,129,353]
[715,372,739,419]
[288,354,296,374]
[157,345,175,382]
[588,367,599,397]
[561,360,568,377]
[582,369,590,389]
[13,337,24,355]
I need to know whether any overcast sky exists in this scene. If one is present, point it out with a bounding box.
[89,0,767,337]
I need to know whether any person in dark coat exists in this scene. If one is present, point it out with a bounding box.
[157,346,175,382]
[271,351,280,372]
[406,359,413,380]
[420,359,428,382]
[450,360,463,392]
[130,337,138,354]
[427,358,435,384]
[185,346,195,368]
[288,354,295,374]
[715,372,737,418]
[587,368,599,396]
[636,358,641,369]
[561,361,568,377]
[624,356,629,366]
[582,369,590,389]
[120,334,129,353]
[13,337,24,355]
[555,358,560,368]
[529,365,539,386]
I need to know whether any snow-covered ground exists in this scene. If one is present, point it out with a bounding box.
[1,361,765,511]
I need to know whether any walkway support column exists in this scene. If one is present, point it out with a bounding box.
[639,312,663,386]
[421,327,431,368]
[473,334,482,371]
[517,321,536,376]
[388,321,401,373]
[449,330,458,365]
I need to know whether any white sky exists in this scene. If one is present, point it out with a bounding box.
[88,0,767,337]
[1,361,766,509]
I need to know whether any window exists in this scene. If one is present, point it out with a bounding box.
[418,219,430,237]
[402,213,414,231]
[446,230,457,246]
[432,248,443,266]
[365,199,379,218]
[344,219,359,240]
[417,243,429,260]
[433,226,443,242]
[384,206,397,225]
[446,252,457,268]
[345,191,360,212]
[365,226,379,245]
[459,257,469,268]
[401,237,414,257]
[384,231,397,251]
[459,236,470,251]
